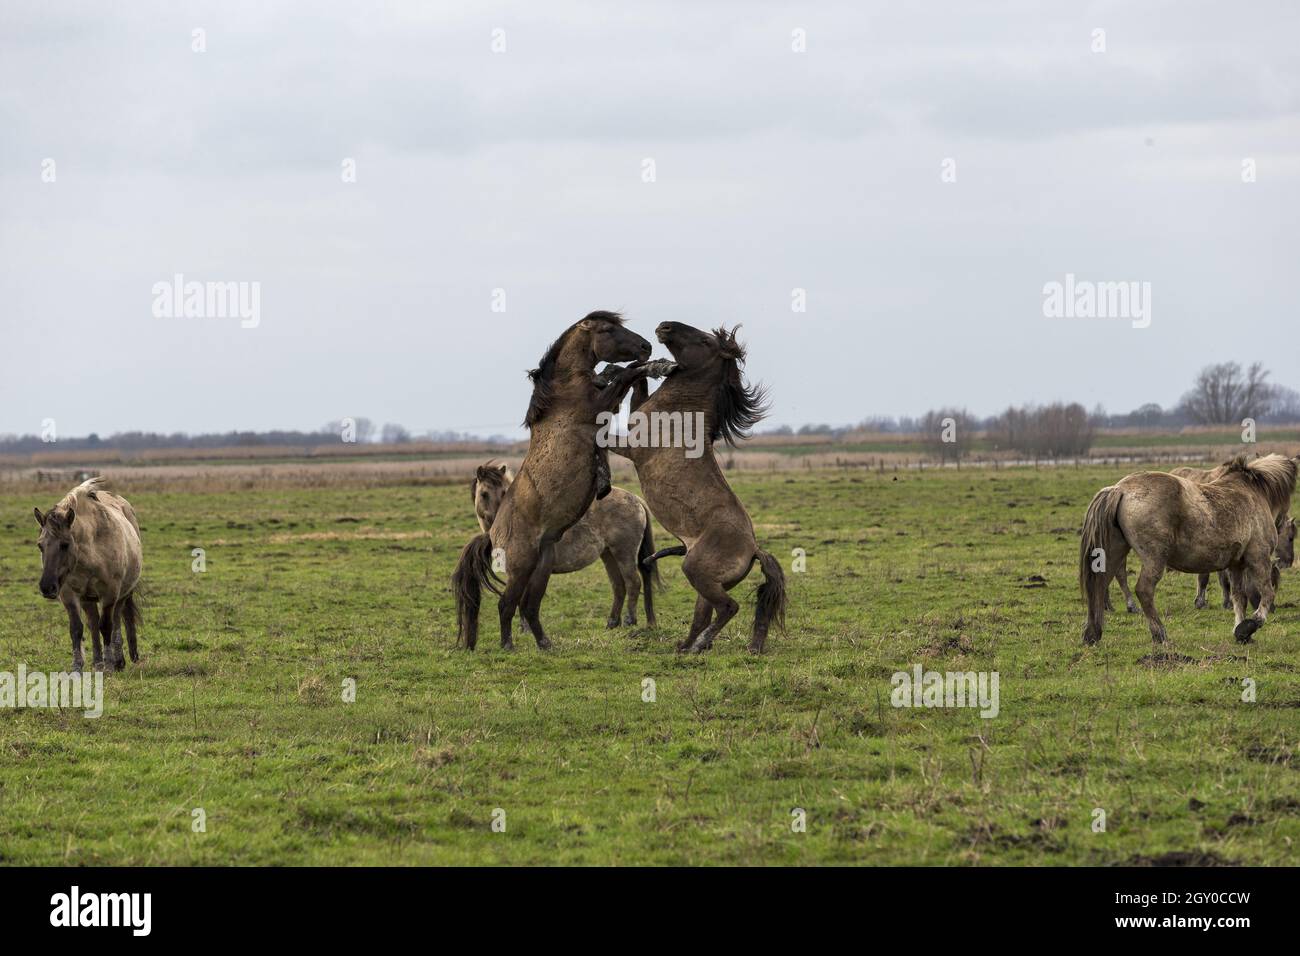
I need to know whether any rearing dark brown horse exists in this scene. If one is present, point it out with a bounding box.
[451,311,652,650]
[624,322,788,653]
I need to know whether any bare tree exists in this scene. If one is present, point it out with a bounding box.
[1180,361,1276,425]
[381,422,411,444]
[920,407,974,462]
[988,403,1094,459]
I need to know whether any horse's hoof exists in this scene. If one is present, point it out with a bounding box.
[500,641,514,652]
[93,663,105,673]
[1194,598,1207,610]
[675,640,693,653]
[1126,603,1138,614]
[606,618,620,629]
[1233,619,1260,643]
[623,616,637,627]
[1222,600,1233,610]
[1082,627,1101,646]
[535,637,552,651]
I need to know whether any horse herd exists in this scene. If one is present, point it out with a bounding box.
[26,309,1300,672]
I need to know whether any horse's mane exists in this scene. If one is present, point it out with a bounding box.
[711,326,770,447]
[55,476,108,513]
[1220,453,1298,515]
[524,311,626,428]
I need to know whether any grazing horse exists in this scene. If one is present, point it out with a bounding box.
[623,322,788,653]
[451,311,653,650]
[1109,463,1229,611]
[471,461,661,628]
[33,477,143,673]
[1080,454,1298,646]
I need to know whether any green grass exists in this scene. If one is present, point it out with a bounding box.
[1,467,1297,865]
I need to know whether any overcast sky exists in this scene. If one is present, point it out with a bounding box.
[2,1,1297,439]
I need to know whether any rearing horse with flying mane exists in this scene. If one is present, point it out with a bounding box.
[626,322,788,653]
[451,311,652,650]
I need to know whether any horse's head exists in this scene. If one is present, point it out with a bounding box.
[654,322,770,445]
[654,321,735,373]
[33,506,76,599]
[470,462,512,532]
[578,311,651,366]
[1276,515,1297,569]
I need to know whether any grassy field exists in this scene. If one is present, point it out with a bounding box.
[1,466,1297,865]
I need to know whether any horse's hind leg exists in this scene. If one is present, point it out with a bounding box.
[1113,558,1137,613]
[679,579,738,654]
[619,554,642,627]
[62,596,85,674]
[519,550,556,650]
[1194,573,1210,610]
[1234,558,1275,643]
[599,551,627,628]
[678,594,714,653]
[1134,559,1169,644]
[1219,570,1233,610]
[108,605,126,671]
[124,593,140,663]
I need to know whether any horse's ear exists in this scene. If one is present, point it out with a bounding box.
[65,508,75,527]
[475,465,491,482]
[497,464,508,475]
[33,507,45,527]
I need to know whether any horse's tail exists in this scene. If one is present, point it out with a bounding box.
[751,549,788,653]
[636,502,663,626]
[123,590,143,630]
[451,533,502,650]
[1079,485,1125,645]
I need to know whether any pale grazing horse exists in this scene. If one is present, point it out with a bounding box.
[1080,454,1298,646]
[34,477,143,672]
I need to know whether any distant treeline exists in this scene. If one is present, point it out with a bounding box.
[4,362,1296,457]
[0,419,514,455]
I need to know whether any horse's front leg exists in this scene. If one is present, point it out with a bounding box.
[61,595,85,674]
[593,363,652,413]
[1227,565,1251,641]
[85,600,106,672]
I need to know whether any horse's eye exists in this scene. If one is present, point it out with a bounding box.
[60,542,69,551]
